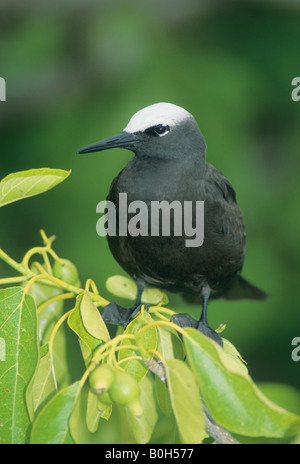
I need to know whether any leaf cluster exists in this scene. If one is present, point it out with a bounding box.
[1,169,300,444]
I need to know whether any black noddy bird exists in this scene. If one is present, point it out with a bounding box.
[79,102,267,346]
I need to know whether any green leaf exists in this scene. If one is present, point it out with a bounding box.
[0,287,39,444]
[165,358,207,444]
[157,326,184,361]
[153,325,184,418]
[67,292,109,437]
[0,168,71,207]
[31,345,56,416]
[126,372,158,444]
[86,391,102,432]
[30,281,64,344]
[118,312,157,382]
[85,389,113,433]
[154,375,172,417]
[183,328,300,438]
[96,399,112,421]
[257,383,300,417]
[68,391,84,444]
[30,280,70,389]
[222,338,249,376]
[80,292,110,343]
[68,293,108,366]
[30,382,80,444]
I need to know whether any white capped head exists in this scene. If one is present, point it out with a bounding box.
[79,102,206,162]
[124,102,194,134]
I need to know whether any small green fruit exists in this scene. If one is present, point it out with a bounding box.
[90,364,115,395]
[53,259,80,286]
[108,371,140,406]
[97,390,113,406]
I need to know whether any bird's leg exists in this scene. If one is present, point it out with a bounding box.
[197,286,223,347]
[198,285,210,326]
[171,285,223,347]
[125,284,145,321]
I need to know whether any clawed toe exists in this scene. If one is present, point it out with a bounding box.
[101,301,147,329]
[171,313,223,347]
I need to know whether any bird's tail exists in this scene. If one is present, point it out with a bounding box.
[223,275,268,300]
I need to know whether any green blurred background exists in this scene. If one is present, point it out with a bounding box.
[0,0,299,397]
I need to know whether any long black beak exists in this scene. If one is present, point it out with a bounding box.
[78,131,141,154]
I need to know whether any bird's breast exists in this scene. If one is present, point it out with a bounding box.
[106,158,246,292]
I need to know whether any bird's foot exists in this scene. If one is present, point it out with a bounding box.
[171,313,197,330]
[101,302,149,329]
[197,320,223,347]
[101,302,131,328]
[171,313,223,347]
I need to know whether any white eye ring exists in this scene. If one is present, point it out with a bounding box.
[144,124,170,137]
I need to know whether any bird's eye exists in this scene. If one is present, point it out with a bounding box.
[144,124,170,137]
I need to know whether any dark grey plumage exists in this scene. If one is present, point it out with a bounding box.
[79,103,267,345]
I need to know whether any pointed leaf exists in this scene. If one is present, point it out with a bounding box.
[183,328,300,438]
[80,292,110,343]
[30,281,69,389]
[165,358,207,444]
[157,326,184,361]
[68,294,107,366]
[126,372,158,444]
[86,391,104,433]
[154,375,172,417]
[118,312,157,382]
[0,288,39,444]
[257,383,300,417]
[30,382,80,444]
[0,168,71,207]
[31,345,56,415]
